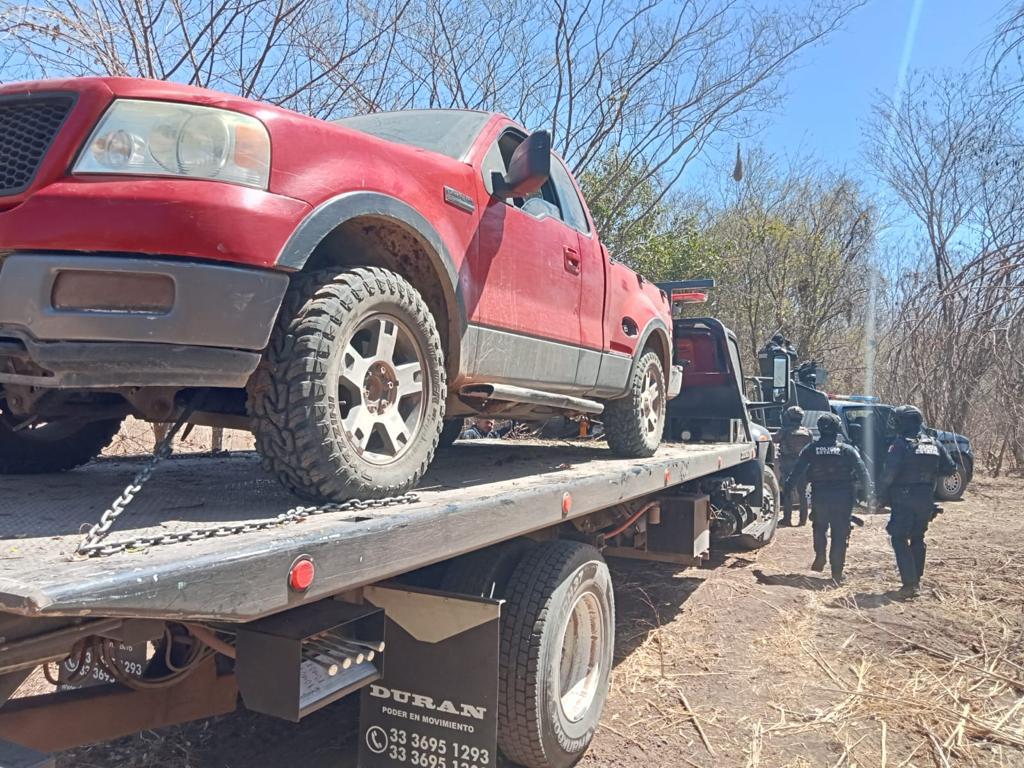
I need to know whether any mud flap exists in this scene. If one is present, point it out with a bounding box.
[359,585,501,768]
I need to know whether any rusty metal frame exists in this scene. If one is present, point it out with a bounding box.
[0,658,237,752]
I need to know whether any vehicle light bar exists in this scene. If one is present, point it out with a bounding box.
[671,291,707,303]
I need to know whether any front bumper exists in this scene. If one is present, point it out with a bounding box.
[0,253,289,388]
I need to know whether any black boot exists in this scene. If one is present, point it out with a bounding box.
[779,518,792,527]
[811,555,826,572]
[831,569,844,585]
[896,583,920,600]
[798,512,809,526]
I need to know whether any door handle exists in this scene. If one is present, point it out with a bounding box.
[563,246,581,275]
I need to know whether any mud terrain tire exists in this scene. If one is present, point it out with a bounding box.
[604,350,666,458]
[248,267,445,502]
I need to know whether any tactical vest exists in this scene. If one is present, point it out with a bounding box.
[805,440,857,488]
[890,435,942,487]
[777,426,812,462]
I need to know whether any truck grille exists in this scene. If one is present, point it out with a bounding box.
[0,95,74,196]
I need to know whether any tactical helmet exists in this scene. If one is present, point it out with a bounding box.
[817,413,842,438]
[783,406,804,426]
[896,405,924,436]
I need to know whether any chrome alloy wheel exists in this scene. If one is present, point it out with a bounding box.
[338,314,427,465]
[639,363,664,438]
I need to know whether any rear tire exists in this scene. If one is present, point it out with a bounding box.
[247,266,446,502]
[604,350,665,458]
[440,539,534,598]
[499,541,614,768]
[0,398,122,474]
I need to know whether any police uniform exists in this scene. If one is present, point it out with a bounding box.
[785,414,873,583]
[773,407,813,526]
[879,406,956,597]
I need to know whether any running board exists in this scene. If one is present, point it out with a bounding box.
[459,383,604,415]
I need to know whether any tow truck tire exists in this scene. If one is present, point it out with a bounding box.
[248,266,446,502]
[0,407,122,474]
[438,418,463,449]
[737,466,780,550]
[440,538,534,598]
[498,541,614,768]
[604,350,666,458]
[935,465,967,501]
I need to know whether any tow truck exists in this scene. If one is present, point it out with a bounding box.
[0,356,776,768]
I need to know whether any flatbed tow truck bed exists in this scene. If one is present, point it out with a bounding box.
[0,439,753,622]
[0,437,766,766]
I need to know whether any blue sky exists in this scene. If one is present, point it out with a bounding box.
[749,0,1003,176]
[756,0,1004,176]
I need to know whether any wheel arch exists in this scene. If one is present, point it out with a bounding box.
[276,192,466,379]
[630,318,672,388]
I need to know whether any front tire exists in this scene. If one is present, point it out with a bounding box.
[935,465,967,501]
[248,267,446,502]
[604,350,666,458]
[499,541,614,768]
[738,466,781,549]
[0,397,122,473]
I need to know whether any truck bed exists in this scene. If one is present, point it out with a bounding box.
[0,440,753,622]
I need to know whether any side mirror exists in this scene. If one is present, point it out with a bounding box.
[771,354,789,403]
[493,131,551,198]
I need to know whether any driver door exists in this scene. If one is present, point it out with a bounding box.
[463,126,584,392]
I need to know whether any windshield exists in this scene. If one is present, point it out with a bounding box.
[335,110,491,159]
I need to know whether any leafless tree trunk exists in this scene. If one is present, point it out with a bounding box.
[868,72,1024,460]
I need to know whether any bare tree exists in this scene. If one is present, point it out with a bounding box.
[701,150,876,380]
[868,72,1024,448]
[1,0,861,232]
[0,0,411,114]
[376,0,862,236]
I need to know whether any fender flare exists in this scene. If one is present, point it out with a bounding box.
[275,190,467,366]
[628,317,672,386]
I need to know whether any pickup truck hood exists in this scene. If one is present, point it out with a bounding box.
[928,428,972,453]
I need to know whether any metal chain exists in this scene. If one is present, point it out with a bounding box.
[76,409,419,557]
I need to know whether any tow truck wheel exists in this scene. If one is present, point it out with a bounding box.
[604,350,665,458]
[737,466,780,550]
[499,541,614,768]
[248,266,446,502]
[935,465,967,501]
[440,538,534,598]
[0,396,122,474]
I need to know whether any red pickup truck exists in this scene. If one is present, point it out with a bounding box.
[0,77,681,501]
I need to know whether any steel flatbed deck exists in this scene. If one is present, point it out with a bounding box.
[0,439,753,622]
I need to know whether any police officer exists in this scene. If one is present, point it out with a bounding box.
[784,413,873,584]
[878,405,956,599]
[773,406,812,526]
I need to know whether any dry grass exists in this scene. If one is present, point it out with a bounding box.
[589,477,1024,768]
[102,417,253,457]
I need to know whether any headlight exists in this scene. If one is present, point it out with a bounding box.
[74,99,270,189]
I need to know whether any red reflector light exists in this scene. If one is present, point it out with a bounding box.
[671,291,707,303]
[289,557,316,592]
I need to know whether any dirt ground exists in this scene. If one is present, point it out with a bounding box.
[49,475,1024,768]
